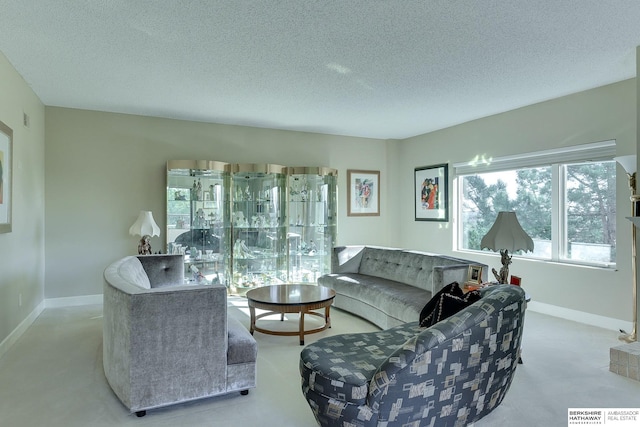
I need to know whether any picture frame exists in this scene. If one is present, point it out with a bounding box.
[347,169,380,216]
[414,163,448,221]
[0,119,13,234]
[466,265,483,284]
[464,265,484,290]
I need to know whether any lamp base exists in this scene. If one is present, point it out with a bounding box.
[491,249,512,284]
[137,235,152,255]
[618,328,637,343]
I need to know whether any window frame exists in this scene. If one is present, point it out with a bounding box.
[453,140,617,269]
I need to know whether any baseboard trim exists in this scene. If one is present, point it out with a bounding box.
[0,301,45,361]
[45,294,103,308]
[527,301,632,333]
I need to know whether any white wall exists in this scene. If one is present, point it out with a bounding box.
[0,52,46,348]
[44,108,394,298]
[398,79,636,324]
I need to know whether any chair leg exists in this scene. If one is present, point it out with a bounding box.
[241,390,249,395]
[135,411,146,417]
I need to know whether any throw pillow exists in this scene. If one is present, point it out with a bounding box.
[419,282,481,328]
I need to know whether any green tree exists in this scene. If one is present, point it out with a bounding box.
[461,162,616,262]
[565,162,616,251]
[461,175,511,250]
[512,167,552,240]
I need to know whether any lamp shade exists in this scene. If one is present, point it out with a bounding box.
[614,155,637,174]
[481,211,534,253]
[129,211,161,237]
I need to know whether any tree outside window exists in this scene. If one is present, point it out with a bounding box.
[459,161,616,266]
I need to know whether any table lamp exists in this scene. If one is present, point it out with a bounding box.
[480,211,534,284]
[614,154,638,342]
[129,210,161,255]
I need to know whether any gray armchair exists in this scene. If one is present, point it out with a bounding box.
[103,255,257,416]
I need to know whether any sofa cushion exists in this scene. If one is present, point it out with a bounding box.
[300,322,423,405]
[419,281,481,328]
[117,257,151,289]
[227,317,257,365]
[319,273,431,323]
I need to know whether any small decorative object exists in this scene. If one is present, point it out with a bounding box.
[189,264,205,283]
[192,180,199,201]
[414,163,448,222]
[347,170,380,216]
[307,240,317,255]
[129,211,161,255]
[480,211,534,284]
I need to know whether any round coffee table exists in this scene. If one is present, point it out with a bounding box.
[246,284,336,345]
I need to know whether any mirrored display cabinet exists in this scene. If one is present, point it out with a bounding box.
[166,160,231,286]
[167,161,338,294]
[228,163,288,294]
[287,167,338,283]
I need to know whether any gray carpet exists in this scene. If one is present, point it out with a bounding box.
[0,297,638,427]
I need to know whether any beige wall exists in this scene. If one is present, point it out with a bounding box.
[44,108,394,298]
[399,79,636,323]
[0,52,45,346]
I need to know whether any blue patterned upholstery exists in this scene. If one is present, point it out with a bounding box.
[300,284,526,426]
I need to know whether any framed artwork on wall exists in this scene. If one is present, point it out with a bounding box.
[0,119,12,233]
[347,169,380,216]
[415,163,448,222]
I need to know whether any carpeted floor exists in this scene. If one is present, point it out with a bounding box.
[0,297,639,426]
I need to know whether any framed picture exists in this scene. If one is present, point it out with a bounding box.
[466,265,483,284]
[464,265,484,290]
[0,120,12,234]
[347,169,380,216]
[414,163,448,221]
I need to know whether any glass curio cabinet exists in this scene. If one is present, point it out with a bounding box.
[166,161,338,294]
[166,160,231,286]
[228,163,288,294]
[287,167,338,283]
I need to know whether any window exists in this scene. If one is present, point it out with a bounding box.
[455,141,617,267]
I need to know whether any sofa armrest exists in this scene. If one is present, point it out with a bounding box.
[103,281,228,411]
[331,245,365,273]
[432,264,473,293]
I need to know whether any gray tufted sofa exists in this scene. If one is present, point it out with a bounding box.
[317,246,488,329]
[300,284,526,427]
[103,254,257,417]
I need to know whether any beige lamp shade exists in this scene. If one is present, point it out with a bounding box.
[481,211,533,253]
[129,211,161,237]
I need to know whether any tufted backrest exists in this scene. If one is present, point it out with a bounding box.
[357,247,474,291]
[137,254,185,288]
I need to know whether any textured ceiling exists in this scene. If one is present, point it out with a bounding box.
[1,1,640,139]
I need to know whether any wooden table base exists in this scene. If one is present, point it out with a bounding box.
[248,301,333,345]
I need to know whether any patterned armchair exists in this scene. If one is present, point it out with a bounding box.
[300,284,526,426]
